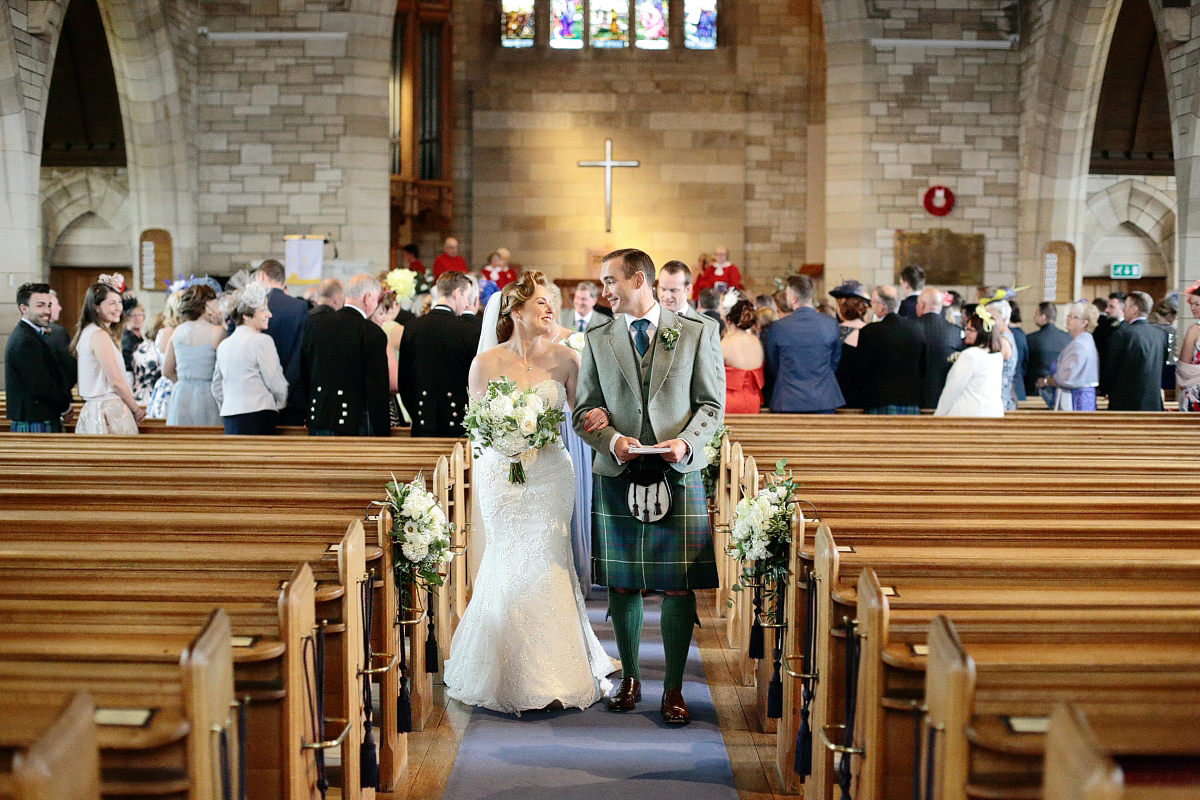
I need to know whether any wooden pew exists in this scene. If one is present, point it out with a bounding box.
[0,692,100,800]
[0,610,237,800]
[1042,703,1200,800]
[922,616,1200,800]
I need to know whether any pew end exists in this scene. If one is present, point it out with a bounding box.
[5,691,101,800]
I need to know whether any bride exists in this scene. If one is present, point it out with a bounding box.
[443,270,617,713]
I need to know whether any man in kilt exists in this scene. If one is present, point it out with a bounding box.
[573,248,725,725]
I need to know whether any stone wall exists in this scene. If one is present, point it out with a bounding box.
[193,0,392,274]
[452,0,820,288]
[823,0,1021,291]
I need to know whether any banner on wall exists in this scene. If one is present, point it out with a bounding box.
[284,235,325,283]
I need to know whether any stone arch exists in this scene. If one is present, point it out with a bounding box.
[1015,0,1124,297]
[40,168,131,267]
[1084,178,1176,278]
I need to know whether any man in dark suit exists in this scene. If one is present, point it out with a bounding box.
[1102,291,1170,411]
[398,271,482,437]
[763,275,843,413]
[914,287,963,409]
[1094,291,1125,397]
[299,274,391,436]
[1025,301,1071,406]
[308,278,343,318]
[853,285,926,414]
[897,264,924,319]
[255,259,309,425]
[4,283,73,432]
[46,289,76,391]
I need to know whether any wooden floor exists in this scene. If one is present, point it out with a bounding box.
[380,588,790,800]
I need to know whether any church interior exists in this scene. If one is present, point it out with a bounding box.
[0,0,1197,799]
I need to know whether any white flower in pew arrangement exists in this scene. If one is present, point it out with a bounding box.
[385,474,454,600]
[701,425,729,501]
[728,459,802,616]
[464,377,566,484]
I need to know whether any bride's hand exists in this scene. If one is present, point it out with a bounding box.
[582,408,609,433]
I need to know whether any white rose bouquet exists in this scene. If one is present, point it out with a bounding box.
[385,475,454,598]
[728,459,800,615]
[464,378,566,484]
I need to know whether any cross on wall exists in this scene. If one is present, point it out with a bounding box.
[577,139,639,233]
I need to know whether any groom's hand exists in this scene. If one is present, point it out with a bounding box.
[655,438,690,464]
[613,436,642,463]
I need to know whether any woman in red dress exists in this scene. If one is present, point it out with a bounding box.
[722,299,764,413]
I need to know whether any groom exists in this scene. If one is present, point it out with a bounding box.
[573,248,725,725]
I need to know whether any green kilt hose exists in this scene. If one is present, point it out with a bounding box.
[592,469,719,590]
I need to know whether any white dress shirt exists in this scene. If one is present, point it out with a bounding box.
[211,325,288,416]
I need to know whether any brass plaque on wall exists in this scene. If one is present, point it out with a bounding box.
[894,228,984,286]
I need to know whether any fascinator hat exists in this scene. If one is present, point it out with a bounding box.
[220,270,270,319]
[167,274,223,295]
[976,284,1029,333]
[829,279,871,302]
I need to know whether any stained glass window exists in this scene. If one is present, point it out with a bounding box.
[634,0,668,49]
[589,0,628,48]
[550,0,583,48]
[684,0,716,49]
[501,0,535,47]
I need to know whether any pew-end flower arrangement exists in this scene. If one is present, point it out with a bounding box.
[701,425,729,501]
[464,378,565,484]
[728,458,800,609]
[385,475,454,604]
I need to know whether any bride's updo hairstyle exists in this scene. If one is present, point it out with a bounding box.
[496,270,549,343]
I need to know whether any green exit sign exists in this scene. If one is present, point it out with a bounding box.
[1111,263,1141,279]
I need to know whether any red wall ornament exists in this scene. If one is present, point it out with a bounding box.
[923,185,955,216]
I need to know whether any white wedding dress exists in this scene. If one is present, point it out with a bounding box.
[444,379,617,713]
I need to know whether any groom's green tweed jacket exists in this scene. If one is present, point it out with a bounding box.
[572,305,725,477]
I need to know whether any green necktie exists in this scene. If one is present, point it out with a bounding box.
[632,319,650,357]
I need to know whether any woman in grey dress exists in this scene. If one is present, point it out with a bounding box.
[1037,302,1100,411]
[162,283,226,426]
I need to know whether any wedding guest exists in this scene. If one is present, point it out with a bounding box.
[71,281,144,433]
[121,303,145,372]
[697,288,724,333]
[562,280,603,332]
[45,289,75,391]
[5,282,73,432]
[130,314,164,405]
[1094,291,1125,396]
[1037,302,1099,411]
[162,283,225,426]
[830,280,871,411]
[1176,287,1200,412]
[145,291,183,419]
[309,278,344,316]
[916,287,965,409]
[693,245,744,297]
[934,310,1003,417]
[657,262,712,324]
[253,260,308,425]
[897,264,924,319]
[763,275,843,413]
[1008,298,1029,402]
[212,281,288,434]
[722,299,765,413]
[985,298,1018,411]
[401,243,425,275]
[432,236,469,278]
[1102,291,1170,411]
[300,273,391,436]
[398,271,481,436]
[943,290,964,325]
[481,251,517,290]
[852,285,925,414]
[370,287,406,426]
[1025,301,1071,406]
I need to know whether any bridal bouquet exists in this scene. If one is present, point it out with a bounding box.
[729,460,799,599]
[385,475,454,596]
[464,378,565,484]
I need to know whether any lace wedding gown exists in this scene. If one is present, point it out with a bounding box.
[444,379,616,713]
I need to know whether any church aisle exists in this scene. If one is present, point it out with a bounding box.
[387,589,795,799]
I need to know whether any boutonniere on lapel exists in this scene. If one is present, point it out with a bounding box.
[660,324,681,351]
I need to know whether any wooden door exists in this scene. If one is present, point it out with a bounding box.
[49,267,107,339]
[1081,276,1168,303]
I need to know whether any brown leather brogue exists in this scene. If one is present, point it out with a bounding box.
[605,677,641,712]
[660,688,691,725]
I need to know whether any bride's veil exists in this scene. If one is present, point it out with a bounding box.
[477,291,502,355]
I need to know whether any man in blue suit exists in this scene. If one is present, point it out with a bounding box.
[764,275,844,413]
[255,259,309,425]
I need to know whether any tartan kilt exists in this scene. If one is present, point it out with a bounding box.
[9,420,62,433]
[592,469,718,590]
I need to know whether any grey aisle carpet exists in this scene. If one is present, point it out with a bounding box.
[439,593,739,800]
